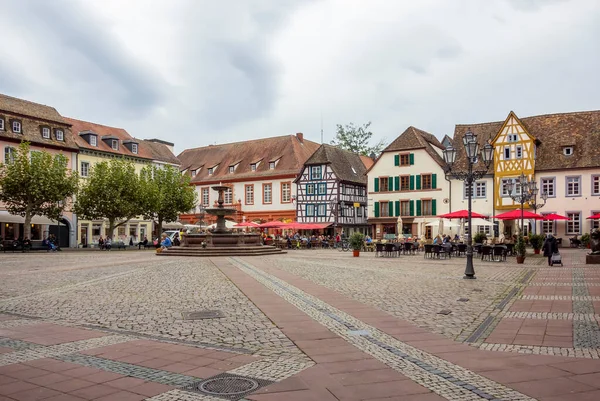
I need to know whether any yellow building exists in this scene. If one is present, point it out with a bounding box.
[66,118,178,246]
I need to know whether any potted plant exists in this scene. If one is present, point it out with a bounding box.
[529,234,544,255]
[581,233,591,249]
[349,232,365,257]
[515,234,526,264]
[473,232,487,244]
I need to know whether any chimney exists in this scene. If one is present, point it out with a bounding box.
[296,132,304,142]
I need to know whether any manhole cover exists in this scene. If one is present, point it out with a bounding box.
[437,309,452,315]
[183,373,273,400]
[457,298,470,302]
[182,310,224,320]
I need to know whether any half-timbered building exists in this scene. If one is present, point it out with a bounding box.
[295,144,372,236]
[450,110,600,238]
[367,126,450,240]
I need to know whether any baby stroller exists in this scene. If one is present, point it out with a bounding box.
[550,252,563,266]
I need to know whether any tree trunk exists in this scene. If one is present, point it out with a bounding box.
[108,219,115,240]
[23,212,32,240]
[157,217,163,239]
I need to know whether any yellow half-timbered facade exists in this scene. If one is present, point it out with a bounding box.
[491,112,536,210]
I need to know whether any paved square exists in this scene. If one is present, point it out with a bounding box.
[0,248,599,400]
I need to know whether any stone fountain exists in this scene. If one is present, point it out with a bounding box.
[157,185,284,257]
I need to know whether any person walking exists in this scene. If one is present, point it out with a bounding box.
[543,233,558,266]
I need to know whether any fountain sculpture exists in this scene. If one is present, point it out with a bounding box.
[158,185,284,257]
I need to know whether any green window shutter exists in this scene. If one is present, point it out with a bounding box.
[416,175,421,190]
[388,177,393,191]
[416,200,422,216]
[394,176,399,191]
[432,173,437,189]
[409,200,414,216]
[409,175,414,190]
[409,153,414,165]
[374,178,379,192]
[432,199,437,216]
[388,202,393,217]
[395,201,400,217]
[394,154,399,166]
[374,202,379,217]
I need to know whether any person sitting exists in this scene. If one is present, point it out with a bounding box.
[138,236,149,249]
[173,233,181,246]
[98,235,105,250]
[105,237,112,250]
[161,235,172,249]
[22,237,32,251]
[365,235,372,244]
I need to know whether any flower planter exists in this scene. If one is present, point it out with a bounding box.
[534,249,540,255]
[516,256,525,264]
[353,250,360,257]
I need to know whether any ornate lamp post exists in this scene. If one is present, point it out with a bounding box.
[509,173,547,236]
[528,183,548,234]
[443,130,494,279]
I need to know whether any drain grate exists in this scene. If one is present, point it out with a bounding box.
[183,373,273,400]
[182,310,225,320]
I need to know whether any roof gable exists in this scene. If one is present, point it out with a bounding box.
[491,111,536,145]
[378,126,446,169]
[301,144,369,185]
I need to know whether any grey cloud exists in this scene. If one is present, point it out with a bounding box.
[506,0,570,12]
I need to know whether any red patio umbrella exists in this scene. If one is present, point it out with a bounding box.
[438,209,486,219]
[587,213,600,220]
[542,213,569,221]
[233,221,260,227]
[258,221,286,228]
[495,209,544,220]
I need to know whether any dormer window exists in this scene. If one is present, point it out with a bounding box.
[111,139,119,150]
[90,135,97,146]
[269,162,275,170]
[0,117,4,131]
[251,164,257,171]
[192,170,197,177]
[229,166,235,173]
[131,143,138,154]
[12,120,21,133]
[208,168,214,175]
[351,166,357,174]
[55,129,64,141]
[42,127,50,139]
[563,147,573,156]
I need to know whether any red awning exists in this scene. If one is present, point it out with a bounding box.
[233,221,260,227]
[542,213,569,221]
[258,221,286,228]
[437,210,486,219]
[495,209,544,220]
[587,213,600,220]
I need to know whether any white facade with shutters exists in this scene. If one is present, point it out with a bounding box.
[367,148,450,240]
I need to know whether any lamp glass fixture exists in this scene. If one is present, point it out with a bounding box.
[481,143,494,165]
[466,139,479,159]
[443,146,456,165]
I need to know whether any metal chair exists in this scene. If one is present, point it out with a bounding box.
[375,243,385,257]
[385,243,397,257]
[423,244,433,258]
[457,243,467,256]
[493,246,507,262]
[481,245,493,261]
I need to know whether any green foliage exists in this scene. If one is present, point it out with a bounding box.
[348,232,365,251]
[529,234,545,250]
[514,234,527,257]
[581,233,591,246]
[139,165,197,234]
[331,121,386,156]
[473,232,487,244]
[0,142,78,239]
[74,159,142,238]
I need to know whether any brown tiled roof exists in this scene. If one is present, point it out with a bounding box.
[441,134,453,148]
[0,94,78,151]
[142,140,180,165]
[177,133,320,182]
[360,155,375,170]
[301,144,369,185]
[453,110,600,171]
[65,117,153,160]
[381,126,446,168]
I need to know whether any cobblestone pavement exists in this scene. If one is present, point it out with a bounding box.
[1,249,599,400]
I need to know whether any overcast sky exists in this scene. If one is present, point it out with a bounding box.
[1,0,599,154]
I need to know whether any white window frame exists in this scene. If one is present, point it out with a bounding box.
[0,118,4,131]
[563,147,573,156]
[229,166,235,174]
[566,176,581,197]
[263,184,272,204]
[42,127,50,139]
[131,143,138,154]
[317,204,327,217]
[306,204,315,217]
[566,212,581,235]
[310,166,322,180]
[475,182,486,198]
[12,121,21,133]
[245,185,254,205]
[90,135,97,146]
[55,129,64,141]
[111,139,118,150]
[541,213,556,235]
[191,170,196,177]
[224,187,233,204]
[541,177,556,198]
[269,161,275,169]
[592,211,600,230]
[507,134,518,142]
[251,163,257,171]
[592,175,600,196]
[80,161,90,177]
[281,182,291,203]
[516,145,522,159]
[201,188,209,206]
[504,146,511,160]
[208,168,213,175]
[4,146,16,164]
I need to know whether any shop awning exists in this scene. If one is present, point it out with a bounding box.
[0,213,60,225]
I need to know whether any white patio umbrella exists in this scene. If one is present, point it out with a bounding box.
[207,220,236,230]
[471,218,494,227]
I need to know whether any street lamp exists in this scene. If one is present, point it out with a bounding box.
[443,130,494,279]
[528,181,548,234]
[509,173,546,236]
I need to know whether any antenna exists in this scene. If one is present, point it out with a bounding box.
[320,112,324,144]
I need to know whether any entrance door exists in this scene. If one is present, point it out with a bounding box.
[80,225,88,246]
[48,219,69,248]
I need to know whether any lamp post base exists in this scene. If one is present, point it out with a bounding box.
[463,275,477,280]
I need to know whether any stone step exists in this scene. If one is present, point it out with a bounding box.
[156,246,286,257]
[157,250,285,257]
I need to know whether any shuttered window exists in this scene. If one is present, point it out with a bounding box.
[432,173,437,189]
[374,202,379,217]
[409,153,414,165]
[409,175,415,190]
[416,200,422,216]
[416,175,421,190]
[395,201,400,217]
[374,178,379,192]
[394,176,399,191]
[394,155,399,166]
[409,200,414,216]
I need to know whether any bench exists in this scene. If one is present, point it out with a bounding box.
[2,240,48,252]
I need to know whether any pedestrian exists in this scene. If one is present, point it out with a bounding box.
[542,233,558,266]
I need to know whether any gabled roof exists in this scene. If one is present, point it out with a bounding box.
[380,126,446,168]
[452,110,600,171]
[0,93,79,151]
[301,144,369,185]
[441,134,453,148]
[65,117,153,160]
[142,139,180,165]
[177,133,320,183]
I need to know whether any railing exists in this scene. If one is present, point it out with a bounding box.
[339,194,367,203]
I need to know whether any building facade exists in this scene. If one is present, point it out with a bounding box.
[450,110,600,238]
[177,133,320,226]
[367,127,450,240]
[0,94,79,247]
[295,144,372,236]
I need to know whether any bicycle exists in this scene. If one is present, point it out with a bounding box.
[338,240,350,252]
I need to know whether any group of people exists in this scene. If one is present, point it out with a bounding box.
[96,235,113,250]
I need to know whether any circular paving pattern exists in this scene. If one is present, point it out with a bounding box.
[200,376,259,395]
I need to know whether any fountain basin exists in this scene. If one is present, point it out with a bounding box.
[184,233,262,247]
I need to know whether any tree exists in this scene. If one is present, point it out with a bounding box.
[0,142,78,240]
[331,121,386,156]
[139,164,197,235]
[74,159,142,239]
